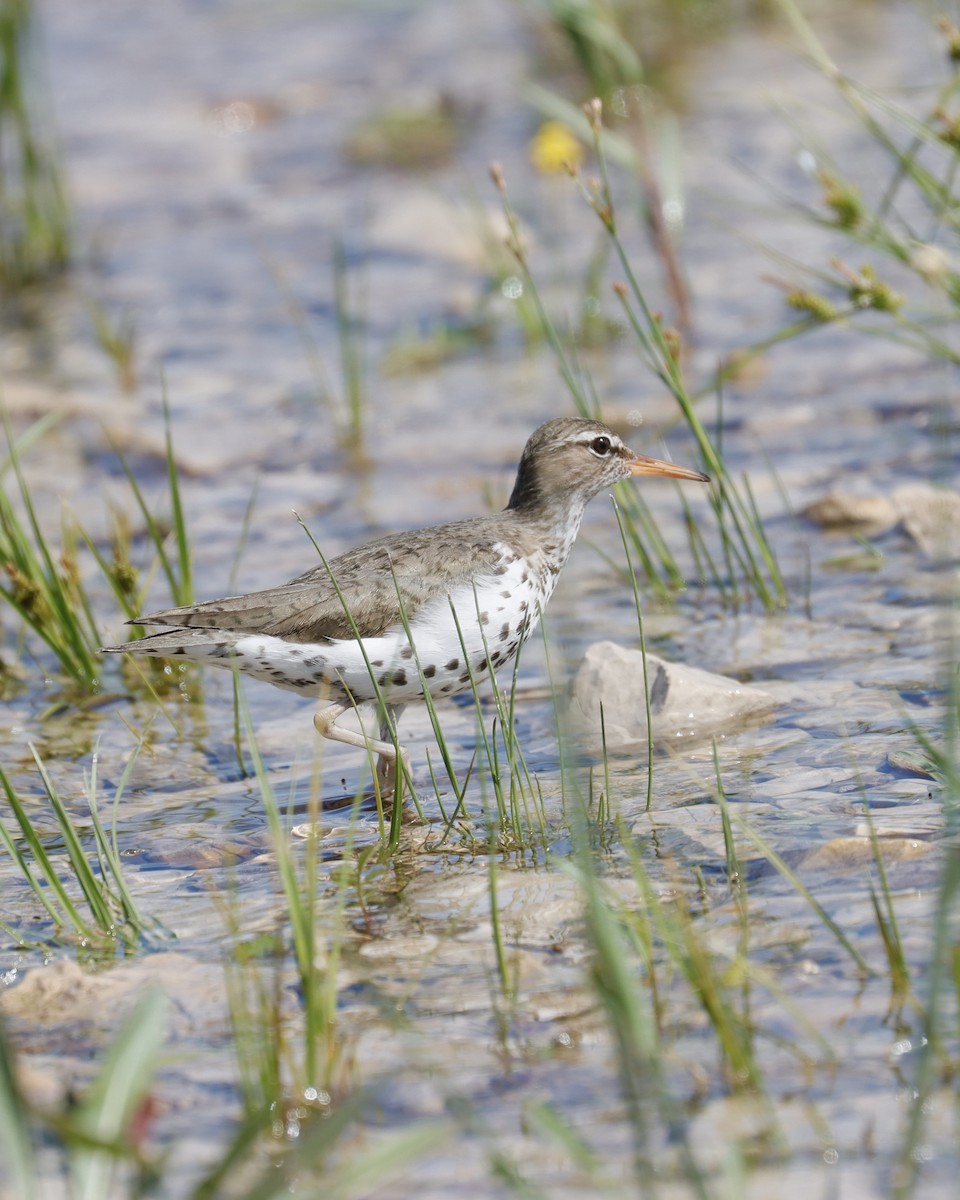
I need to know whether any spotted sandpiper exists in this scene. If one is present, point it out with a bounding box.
[103,418,708,788]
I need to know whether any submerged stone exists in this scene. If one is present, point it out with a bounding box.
[798,835,934,871]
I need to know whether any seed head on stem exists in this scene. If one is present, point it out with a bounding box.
[583,97,603,134]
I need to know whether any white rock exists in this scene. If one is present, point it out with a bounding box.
[801,491,898,531]
[893,483,960,559]
[568,641,776,752]
[801,482,960,560]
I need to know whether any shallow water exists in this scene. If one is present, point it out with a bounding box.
[1,0,958,1196]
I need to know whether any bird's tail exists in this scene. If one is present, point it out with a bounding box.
[100,627,240,662]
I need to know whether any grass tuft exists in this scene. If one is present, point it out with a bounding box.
[0,737,162,953]
[0,0,70,287]
[0,408,101,684]
[0,387,197,684]
[239,699,347,1098]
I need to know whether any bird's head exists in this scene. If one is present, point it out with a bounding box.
[507,417,708,514]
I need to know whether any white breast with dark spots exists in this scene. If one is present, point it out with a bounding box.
[227,544,557,701]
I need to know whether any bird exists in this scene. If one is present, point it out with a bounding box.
[102,418,708,792]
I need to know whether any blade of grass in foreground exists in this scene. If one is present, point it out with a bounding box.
[302,1118,453,1200]
[563,789,710,1197]
[891,650,960,1196]
[714,789,873,976]
[240,694,347,1094]
[0,1013,39,1200]
[612,496,655,812]
[85,736,169,946]
[70,989,168,1200]
[447,596,544,851]
[858,801,912,1013]
[32,748,115,934]
[296,513,421,830]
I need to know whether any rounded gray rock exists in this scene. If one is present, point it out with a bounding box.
[568,641,777,751]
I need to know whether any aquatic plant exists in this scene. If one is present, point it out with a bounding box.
[0,740,158,953]
[110,387,194,615]
[0,415,101,684]
[528,0,690,327]
[269,240,369,461]
[886,669,960,1195]
[239,709,346,1097]
[293,514,550,853]
[0,394,193,685]
[734,22,960,1181]
[0,989,167,1200]
[491,144,785,609]
[89,301,138,395]
[0,0,70,287]
[0,989,448,1199]
[3,3,959,1196]
[757,1,960,370]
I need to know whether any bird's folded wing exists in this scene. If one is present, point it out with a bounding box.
[130,571,472,643]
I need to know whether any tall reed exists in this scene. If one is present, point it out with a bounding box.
[491,143,785,608]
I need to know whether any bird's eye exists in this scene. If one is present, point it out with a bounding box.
[589,435,613,457]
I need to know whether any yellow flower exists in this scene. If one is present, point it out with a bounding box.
[529,121,583,174]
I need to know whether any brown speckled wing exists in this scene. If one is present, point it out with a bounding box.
[131,515,511,643]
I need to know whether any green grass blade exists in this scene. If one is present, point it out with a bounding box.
[31,746,114,933]
[161,382,193,605]
[0,407,99,679]
[85,741,152,946]
[0,1014,39,1200]
[0,761,91,935]
[612,497,655,811]
[307,1119,454,1200]
[188,1103,274,1200]
[71,988,168,1200]
[108,441,181,610]
[717,791,873,976]
[0,411,63,479]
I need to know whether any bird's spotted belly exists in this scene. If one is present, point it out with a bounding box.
[229,561,551,703]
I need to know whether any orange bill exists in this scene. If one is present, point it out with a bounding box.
[629,452,710,483]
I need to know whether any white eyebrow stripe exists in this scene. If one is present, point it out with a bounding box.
[571,432,625,453]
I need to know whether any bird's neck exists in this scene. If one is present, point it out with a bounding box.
[507,455,588,521]
[506,451,597,578]
[505,483,589,573]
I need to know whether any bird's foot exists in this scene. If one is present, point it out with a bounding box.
[376,746,411,802]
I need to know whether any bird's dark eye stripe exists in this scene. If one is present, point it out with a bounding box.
[590,435,612,456]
